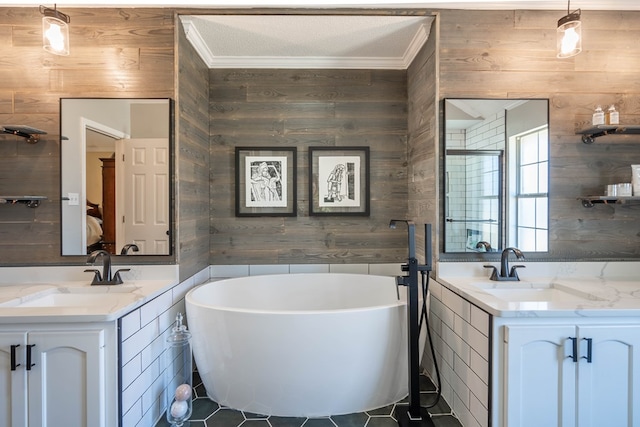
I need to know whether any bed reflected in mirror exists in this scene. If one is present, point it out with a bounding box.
[60,98,172,256]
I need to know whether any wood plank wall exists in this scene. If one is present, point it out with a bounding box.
[2,7,639,268]
[407,16,439,267]
[438,9,640,260]
[0,7,175,265]
[209,69,410,264]
[175,20,211,281]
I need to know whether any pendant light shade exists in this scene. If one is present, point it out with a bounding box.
[40,5,70,56]
[557,1,581,58]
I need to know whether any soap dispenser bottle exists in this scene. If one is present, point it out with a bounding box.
[592,105,605,126]
[606,104,619,125]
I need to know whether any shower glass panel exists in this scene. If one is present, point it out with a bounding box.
[445,150,503,252]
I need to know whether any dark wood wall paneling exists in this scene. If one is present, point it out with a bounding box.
[176,20,211,281]
[208,69,410,264]
[439,10,640,259]
[0,7,174,265]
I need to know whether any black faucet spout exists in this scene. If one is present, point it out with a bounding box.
[484,247,526,281]
[87,250,112,282]
[85,249,130,285]
[120,243,140,255]
[501,247,525,278]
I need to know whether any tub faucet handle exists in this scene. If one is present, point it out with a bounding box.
[394,276,408,300]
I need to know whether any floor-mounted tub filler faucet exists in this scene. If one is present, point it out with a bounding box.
[389,220,436,427]
[85,249,130,285]
[484,247,526,281]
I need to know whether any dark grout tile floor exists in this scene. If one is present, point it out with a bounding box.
[155,371,463,427]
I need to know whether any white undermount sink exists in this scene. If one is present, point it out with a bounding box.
[0,285,139,308]
[471,281,604,302]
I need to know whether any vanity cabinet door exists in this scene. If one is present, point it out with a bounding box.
[26,329,106,427]
[576,325,640,427]
[504,323,640,427]
[0,332,28,427]
[504,325,577,427]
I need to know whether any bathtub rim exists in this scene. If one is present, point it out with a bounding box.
[185,272,410,315]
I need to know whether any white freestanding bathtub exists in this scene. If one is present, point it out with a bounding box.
[185,273,420,417]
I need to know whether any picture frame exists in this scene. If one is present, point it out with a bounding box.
[309,146,370,216]
[235,147,297,217]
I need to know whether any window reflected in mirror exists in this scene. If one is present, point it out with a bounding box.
[443,99,549,254]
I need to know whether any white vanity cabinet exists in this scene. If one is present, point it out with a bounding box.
[0,322,117,427]
[499,320,640,427]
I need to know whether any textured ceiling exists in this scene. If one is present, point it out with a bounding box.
[181,15,434,69]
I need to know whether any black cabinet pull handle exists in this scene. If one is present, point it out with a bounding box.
[10,344,21,371]
[582,338,593,363]
[26,344,36,370]
[568,337,577,362]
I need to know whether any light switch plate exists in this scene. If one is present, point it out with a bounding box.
[68,192,79,206]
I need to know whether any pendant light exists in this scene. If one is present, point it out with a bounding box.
[40,4,70,56]
[557,0,581,58]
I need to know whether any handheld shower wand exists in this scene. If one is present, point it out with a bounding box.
[389,219,416,261]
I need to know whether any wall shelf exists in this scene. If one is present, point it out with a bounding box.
[1,125,47,144]
[579,196,640,208]
[0,196,47,208]
[577,124,640,144]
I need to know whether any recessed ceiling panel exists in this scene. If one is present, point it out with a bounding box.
[180,15,434,69]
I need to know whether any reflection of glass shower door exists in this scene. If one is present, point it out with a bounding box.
[445,150,503,252]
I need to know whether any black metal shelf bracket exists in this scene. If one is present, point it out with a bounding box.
[579,196,640,208]
[0,196,47,208]
[1,125,47,144]
[577,124,640,144]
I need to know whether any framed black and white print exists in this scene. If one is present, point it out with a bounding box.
[235,147,297,217]
[309,146,370,216]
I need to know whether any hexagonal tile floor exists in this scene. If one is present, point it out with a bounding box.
[155,371,463,427]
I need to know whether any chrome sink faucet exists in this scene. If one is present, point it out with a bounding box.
[484,247,526,281]
[85,250,130,285]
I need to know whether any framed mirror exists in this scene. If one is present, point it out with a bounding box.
[60,98,173,256]
[443,98,549,254]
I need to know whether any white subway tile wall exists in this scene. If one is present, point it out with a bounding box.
[445,112,504,252]
[425,279,490,427]
[119,268,207,427]
[209,263,401,278]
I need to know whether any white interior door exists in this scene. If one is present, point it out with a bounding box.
[116,138,170,254]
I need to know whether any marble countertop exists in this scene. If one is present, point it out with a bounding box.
[437,275,640,318]
[436,260,640,317]
[0,265,179,323]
